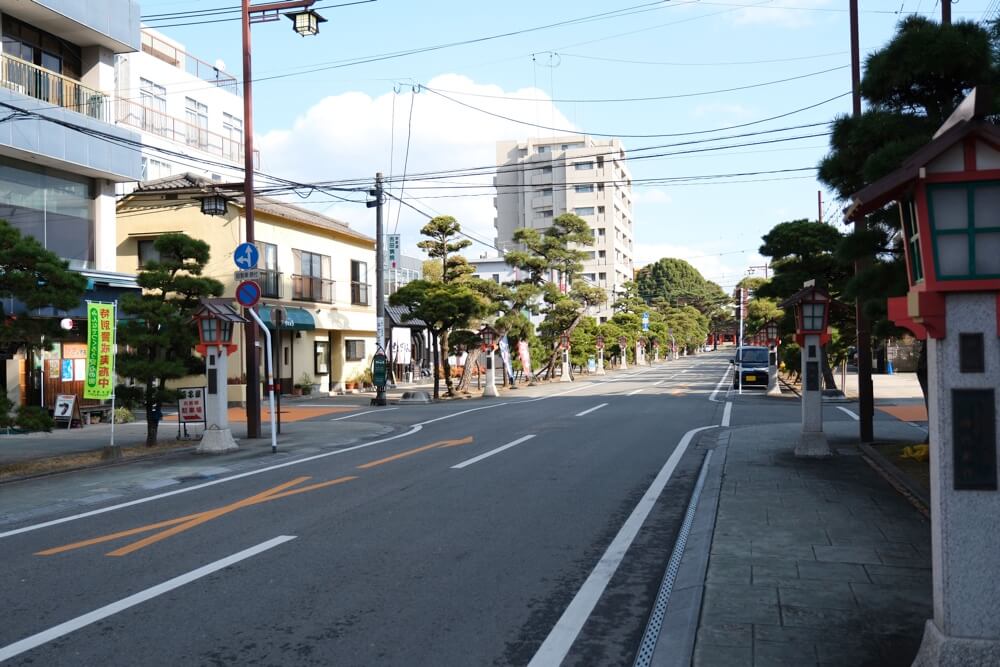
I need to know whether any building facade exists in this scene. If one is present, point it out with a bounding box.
[117,174,377,398]
[0,0,144,408]
[493,134,635,323]
[115,28,246,186]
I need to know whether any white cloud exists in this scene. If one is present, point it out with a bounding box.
[257,74,576,259]
[633,188,672,204]
[728,0,833,29]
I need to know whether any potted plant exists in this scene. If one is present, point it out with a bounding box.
[298,372,313,395]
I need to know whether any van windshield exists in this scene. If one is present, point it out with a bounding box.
[738,348,769,365]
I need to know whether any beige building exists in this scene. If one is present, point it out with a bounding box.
[494,134,635,323]
[116,174,376,401]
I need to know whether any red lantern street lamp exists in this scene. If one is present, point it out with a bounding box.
[191,299,246,453]
[559,332,572,382]
[595,334,606,375]
[765,320,780,346]
[595,334,605,349]
[780,283,831,347]
[480,324,499,397]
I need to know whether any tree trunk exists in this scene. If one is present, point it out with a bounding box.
[916,339,929,410]
[144,379,157,446]
[821,346,839,392]
[540,311,588,379]
[431,330,440,400]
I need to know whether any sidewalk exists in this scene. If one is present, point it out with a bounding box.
[656,420,931,667]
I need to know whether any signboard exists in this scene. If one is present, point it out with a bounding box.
[377,316,385,346]
[178,387,207,424]
[234,269,264,281]
[642,311,650,331]
[53,394,81,428]
[61,359,73,381]
[84,302,115,400]
[387,234,400,269]
[372,352,388,388]
[233,242,259,270]
[236,280,261,308]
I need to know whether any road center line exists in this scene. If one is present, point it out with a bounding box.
[331,408,397,421]
[0,536,296,662]
[721,401,733,428]
[575,403,608,417]
[836,406,860,421]
[527,424,718,667]
[451,435,536,469]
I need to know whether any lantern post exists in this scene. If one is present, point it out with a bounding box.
[192,300,246,453]
[595,334,606,375]
[845,88,1000,665]
[780,282,832,457]
[618,335,628,370]
[480,324,499,398]
[765,319,782,397]
[560,332,572,382]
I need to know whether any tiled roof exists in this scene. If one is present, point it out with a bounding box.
[385,304,426,327]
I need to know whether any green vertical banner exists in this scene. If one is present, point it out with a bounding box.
[84,302,115,399]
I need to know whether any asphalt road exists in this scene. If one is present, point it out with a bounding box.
[0,352,860,666]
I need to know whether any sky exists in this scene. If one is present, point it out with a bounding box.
[136,0,1000,294]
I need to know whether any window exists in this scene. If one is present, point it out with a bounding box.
[539,209,554,218]
[928,182,1000,278]
[597,228,605,237]
[222,113,242,161]
[346,339,365,361]
[539,188,553,196]
[541,166,552,174]
[900,199,923,283]
[574,161,594,170]
[140,157,171,181]
[599,272,607,280]
[575,184,594,193]
[1,15,80,79]
[599,317,608,324]
[801,303,825,332]
[255,241,280,298]
[537,145,549,154]
[492,273,501,283]
[139,78,167,135]
[185,97,208,148]
[598,206,605,214]
[597,183,605,192]
[137,239,160,267]
[293,249,332,302]
[582,273,595,282]
[599,250,606,259]
[351,260,369,305]
[314,341,330,374]
[597,156,605,168]
[573,207,595,216]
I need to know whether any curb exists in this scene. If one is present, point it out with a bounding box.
[858,442,930,515]
[0,443,198,486]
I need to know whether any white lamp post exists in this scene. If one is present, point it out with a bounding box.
[480,325,499,397]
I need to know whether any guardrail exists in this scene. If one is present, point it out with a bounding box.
[0,53,110,122]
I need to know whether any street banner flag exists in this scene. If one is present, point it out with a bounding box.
[84,302,115,399]
[499,335,515,382]
[517,339,533,380]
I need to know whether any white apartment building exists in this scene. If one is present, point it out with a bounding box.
[115,28,246,185]
[494,134,634,323]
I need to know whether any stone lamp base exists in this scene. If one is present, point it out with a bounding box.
[794,431,832,458]
[913,619,1000,667]
[197,427,239,454]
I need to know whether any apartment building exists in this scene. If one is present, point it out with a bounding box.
[117,174,377,397]
[0,0,143,407]
[115,28,246,185]
[494,134,635,323]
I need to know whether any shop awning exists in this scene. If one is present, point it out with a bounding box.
[258,305,315,331]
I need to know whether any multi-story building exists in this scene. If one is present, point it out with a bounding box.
[0,0,143,407]
[117,174,377,397]
[115,28,246,186]
[493,134,635,323]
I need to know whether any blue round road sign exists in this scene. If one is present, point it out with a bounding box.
[233,242,259,270]
[236,280,261,308]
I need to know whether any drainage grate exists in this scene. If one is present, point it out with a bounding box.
[633,449,714,667]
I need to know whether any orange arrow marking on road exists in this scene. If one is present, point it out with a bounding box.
[356,436,474,469]
[36,475,356,557]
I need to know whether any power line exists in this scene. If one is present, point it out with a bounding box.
[555,49,848,68]
[141,0,377,26]
[392,88,417,235]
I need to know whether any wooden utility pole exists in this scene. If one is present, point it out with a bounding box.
[850,0,874,441]
[942,0,951,25]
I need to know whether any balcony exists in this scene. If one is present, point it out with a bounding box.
[0,53,109,122]
[531,195,553,209]
[141,31,239,94]
[292,274,334,303]
[257,269,282,299]
[351,281,370,306]
[116,99,257,165]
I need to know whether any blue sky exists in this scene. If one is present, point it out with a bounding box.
[137,0,999,292]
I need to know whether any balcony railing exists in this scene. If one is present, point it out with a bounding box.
[141,31,239,94]
[292,274,334,303]
[257,269,282,299]
[116,99,250,164]
[0,53,110,122]
[351,281,370,306]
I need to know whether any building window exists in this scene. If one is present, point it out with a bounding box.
[599,250,606,259]
[222,113,242,161]
[346,339,365,361]
[185,97,208,148]
[314,341,330,374]
[292,249,332,302]
[573,207,595,216]
[598,206,605,214]
[597,228,606,237]
[537,145,549,154]
[137,239,160,267]
[140,157,172,181]
[540,188,553,196]
[492,273,500,283]
[139,78,167,135]
[575,184,594,193]
[255,241,280,298]
[540,209,554,218]
[599,272,607,280]
[541,166,552,173]
[574,161,594,170]
[351,260,369,305]
[1,15,81,79]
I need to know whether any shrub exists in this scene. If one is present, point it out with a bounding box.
[16,405,53,432]
[0,391,14,429]
[113,407,135,424]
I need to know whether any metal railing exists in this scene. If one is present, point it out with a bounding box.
[292,274,334,303]
[351,281,370,306]
[257,269,282,299]
[141,31,239,94]
[116,99,247,163]
[0,53,110,122]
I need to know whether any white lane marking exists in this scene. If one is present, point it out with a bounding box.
[523,382,600,402]
[908,422,929,432]
[575,403,608,417]
[330,408,398,421]
[653,380,664,386]
[628,388,644,396]
[0,536,296,661]
[722,401,733,427]
[292,404,359,407]
[708,366,732,403]
[451,435,536,469]
[837,406,860,421]
[527,424,718,667]
[416,401,510,425]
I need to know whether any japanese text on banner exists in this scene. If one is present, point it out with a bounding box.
[84,302,115,399]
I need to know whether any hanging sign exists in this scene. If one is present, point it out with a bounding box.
[84,302,115,400]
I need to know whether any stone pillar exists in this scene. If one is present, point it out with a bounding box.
[620,351,628,370]
[597,349,605,375]
[914,293,1000,666]
[767,344,782,397]
[199,346,238,453]
[795,334,830,457]
[482,349,499,397]
[560,348,572,382]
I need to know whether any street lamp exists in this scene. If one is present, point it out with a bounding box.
[764,319,781,397]
[199,192,228,217]
[286,8,326,35]
[480,324,499,397]
[618,335,628,370]
[595,334,606,375]
[192,299,246,453]
[780,281,832,457]
[240,0,323,438]
[560,332,572,382]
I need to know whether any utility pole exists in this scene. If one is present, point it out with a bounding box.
[850,0,874,442]
[241,0,260,438]
[817,190,823,224]
[368,172,387,406]
[942,0,951,25]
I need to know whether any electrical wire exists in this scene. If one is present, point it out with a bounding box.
[555,49,848,67]
[392,87,416,234]
[141,0,377,27]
